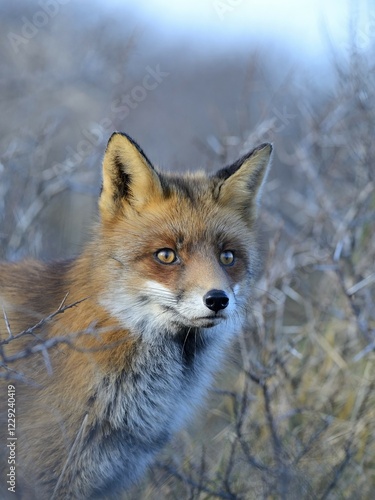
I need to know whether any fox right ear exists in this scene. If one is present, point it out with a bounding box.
[99,132,163,219]
[214,143,272,221]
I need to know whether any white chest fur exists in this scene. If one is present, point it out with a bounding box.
[72,328,229,498]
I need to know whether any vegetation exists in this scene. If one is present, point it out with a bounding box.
[1,2,374,498]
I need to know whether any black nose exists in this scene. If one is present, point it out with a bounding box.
[204,289,229,313]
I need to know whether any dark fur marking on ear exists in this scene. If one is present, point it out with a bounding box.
[107,132,155,171]
[113,155,132,201]
[214,143,272,181]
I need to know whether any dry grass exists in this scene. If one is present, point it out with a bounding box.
[1,4,374,498]
[128,41,375,500]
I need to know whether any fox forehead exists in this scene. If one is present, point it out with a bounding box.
[160,170,218,203]
[114,183,254,253]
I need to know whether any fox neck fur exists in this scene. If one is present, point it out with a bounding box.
[0,132,272,499]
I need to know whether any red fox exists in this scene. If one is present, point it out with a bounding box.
[0,132,272,499]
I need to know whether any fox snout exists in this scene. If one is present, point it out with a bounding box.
[203,289,229,313]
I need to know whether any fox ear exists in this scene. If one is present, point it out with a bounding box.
[99,132,163,218]
[214,143,272,219]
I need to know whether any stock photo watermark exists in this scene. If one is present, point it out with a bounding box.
[7,0,71,54]
[4,385,16,494]
[213,0,243,21]
[110,65,170,120]
[356,10,375,48]
[270,105,296,133]
[49,64,170,175]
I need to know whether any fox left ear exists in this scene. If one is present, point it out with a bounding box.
[214,143,272,219]
[99,132,163,219]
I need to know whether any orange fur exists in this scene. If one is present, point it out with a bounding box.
[0,132,272,499]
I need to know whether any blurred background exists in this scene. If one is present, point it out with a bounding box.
[0,0,365,259]
[1,0,374,498]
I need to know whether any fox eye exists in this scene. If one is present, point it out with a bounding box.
[155,248,178,265]
[220,250,235,266]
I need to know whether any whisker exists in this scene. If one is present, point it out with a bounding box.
[181,327,194,363]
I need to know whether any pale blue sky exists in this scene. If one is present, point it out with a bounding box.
[106,0,371,60]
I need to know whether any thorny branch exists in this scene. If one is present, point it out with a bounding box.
[148,36,375,499]
[1,16,375,499]
[0,293,85,347]
[0,295,88,380]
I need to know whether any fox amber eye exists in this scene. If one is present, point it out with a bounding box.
[220,250,235,266]
[155,248,177,264]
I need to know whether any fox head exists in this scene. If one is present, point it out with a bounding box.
[97,132,272,343]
